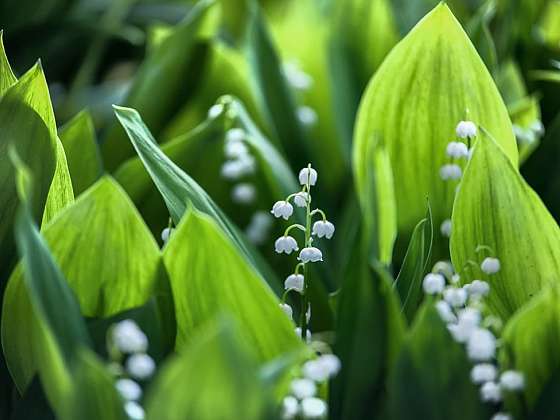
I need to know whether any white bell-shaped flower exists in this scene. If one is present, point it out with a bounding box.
[467,328,496,361]
[312,220,335,239]
[283,61,313,91]
[279,303,293,320]
[491,413,512,420]
[295,327,312,342]
[112,320,148,354]
[245,211,273,245]
[298,166,318,186]
[446,141,469,159]
[480,381,502,403]
[422,273,445,295]
[499,370,525,391]
[302,354,341,382]
[115,378,142,401]
[440,219,452,237]
[124,401,145,420]
[456,121,477,139]
[161,227,173,244]
[221,156,256,180]
[481,257,501,274]
[301,398,327,418]
[451,273,461,284]
[464,280,490,299]
[224,140,249,159]
[291,378,316,399]
[207,104,224,119]
[282,396,299,419]
[232,183,256,204]
[226,127,246,143]
[126,353,156,380]
[285,274,304,293]
[448,308,481,343]
[440,164,462,181]
[275,236,299,254]
[293,192,309,207]
[298,247,323,263]
[443,286,467,308]
[435,300,457,324]
[297,106,318,126]
[471,363,497,384]
[271,201,294,220]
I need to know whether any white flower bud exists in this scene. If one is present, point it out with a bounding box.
[297,106,318,126]
[500,370,525,391]
[271,201,294,220]
[115,378,142,401]
[208,104,224,119]
[285,274,304,293]
[456,121,477,139]
[224,140,249,159]
[481,257,500,274]
[226,127,246,143]
[298,247,323,263]
[422,273,445,295]
[443,287,467,308]
[480,381,501,403]
[161,227,173,244]
[448,308,481,343]
[295,327,312,342]
[298,167,318,186]
[283,61,313,91]
[126,353,156,380]
[275,236,299,254]
[440,164,462,181]
[221,156,256,180]
[440,219,452,237]
[245,211,273,245]
[471,363,497,384]
[446,141,469,159]
[279,303,293,320]
[491,413,512,420]
[124,401,145,420]
[293,192,309,207]
[451,274,461,284]
[282,396,299,419]
[312,220,335,239]
[432,261,454,279]
[301,397,327,418]
[291,378,316,399]
[232,183,256,204]
[464,280,490,299]
[435,300,457,324]
[303,355,341,382]
[112,320,148,354]
[467,328,496,361]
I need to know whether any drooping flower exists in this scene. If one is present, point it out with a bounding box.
[161,227,173,244]
[471,363,497,384]
[126,353,156,380]
[448,308,481,343]
[297,106,318,126]
[491,413,512,420]
[207,103,224,119]
[290,378,316,399]
[464,280,490,299]
[282,396,299,419]
[440,219,452,237]
[225,127,246,143]
[115,378,142,401]
[245,211,273,245]
[285,274,304,293]
[456,121,477,139]
[271,201,294,220]
[298,166,318,186]
[467,328,496,361]
[232,183,256,204]
[446,141,469,159]
[443,286,467,307]
[112,320,148,354]
[302,355,341,382]
[480,381,502,403]
[301,397,327,418]
[293,192,309,207]
[294,327,312,342]
[283,61,313,91]
[224,140,249,159]
[279,303,293,320]
[499,370,525,391]
[436,300,457,323]
[481,257,501,274]
[275,236,299,254]
[422,273,445,294]
[440,164,462,180]
[312,220,335,239]
[221,156,256,180]
[298,247,323,263]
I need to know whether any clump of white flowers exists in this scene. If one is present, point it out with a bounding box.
[272,164,334,341]
[424,249,523,419]
[513,120,544,148]
[107,319,157,420]
[282,59,318,128]
[281,353,341,419]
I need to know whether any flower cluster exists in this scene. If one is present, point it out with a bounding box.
[282,60,317,128]
[439,120,478,238]
[272,164,334,341]
[281,354,341,419]
[513,120,544,147]
[423,251,523,420]
[108,320,157,420]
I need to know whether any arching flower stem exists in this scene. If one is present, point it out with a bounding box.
[300,164,312,339]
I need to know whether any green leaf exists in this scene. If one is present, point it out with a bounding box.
[353,3,518,248]
[500,286,560,410]
[330,252,405,419]
[394,205,433,322]
[113,104,281,292]
[59,110,103,196]
[2,176,161,392]
[145,318,273,420]
[0,31,17,96]
[388,304,488,420]
[162,208,303,360]
[466,1,498,75]
[101,0,218,170]
[451,131,560,320]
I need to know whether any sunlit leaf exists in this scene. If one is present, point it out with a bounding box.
[0,31,17,96]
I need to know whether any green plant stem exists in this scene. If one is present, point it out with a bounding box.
[300,167,312,340]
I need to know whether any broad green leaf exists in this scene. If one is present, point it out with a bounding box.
[451,131,560,320]
[500,286,560,410]
[354,3,518,247]
[466,1,498,74]
[3,176,161,392]
[0,31,17,96]
[64,349,126,420]
[394,205,433,323]
[102,0,218,170]
[145,318,273,420]
[113,105,281,292]
[59,110,102,196]
[330,252,405,419]
[388,304,488,420]
[162,208,303,359]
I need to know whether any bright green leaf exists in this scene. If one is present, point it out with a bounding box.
[0,31,17,96]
